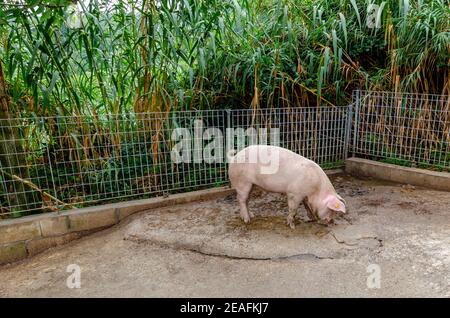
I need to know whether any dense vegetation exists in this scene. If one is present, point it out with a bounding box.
[0,0,449,116]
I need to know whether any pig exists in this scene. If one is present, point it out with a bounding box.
[228,145,346,228]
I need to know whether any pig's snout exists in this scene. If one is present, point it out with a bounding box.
[325,209,347,225]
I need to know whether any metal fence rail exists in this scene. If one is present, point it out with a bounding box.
[0,106,348,217]
[352,91,449,170]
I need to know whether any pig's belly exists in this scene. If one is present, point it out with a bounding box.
[252,173,290,193]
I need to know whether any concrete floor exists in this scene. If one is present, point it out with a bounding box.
[0,174,449,297]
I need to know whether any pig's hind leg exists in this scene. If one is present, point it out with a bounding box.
[286,193,302,229]
[235,182,253,223]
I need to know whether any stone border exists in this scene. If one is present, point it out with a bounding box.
[0,187,235,265]
[345,157,450,191]
[0,169,345,266]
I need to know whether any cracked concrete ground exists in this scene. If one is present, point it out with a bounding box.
[0,174,449,297]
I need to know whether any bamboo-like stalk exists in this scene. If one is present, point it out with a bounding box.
[0,168,74,209]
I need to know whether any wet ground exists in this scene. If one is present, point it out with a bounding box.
[0,174,449,297]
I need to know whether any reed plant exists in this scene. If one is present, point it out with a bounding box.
[0,0,448,216]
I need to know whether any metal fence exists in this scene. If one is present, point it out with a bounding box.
[352,91,449,170]
[1,90,448,218]
[0,106,348,217]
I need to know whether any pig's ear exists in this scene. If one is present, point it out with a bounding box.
[326,195,346,213]
[336,194,346,205]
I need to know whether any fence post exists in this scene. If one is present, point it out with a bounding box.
[344,103,353,161]
[225,108,231,168]
[46,129,58,210]
[352,90,360,157]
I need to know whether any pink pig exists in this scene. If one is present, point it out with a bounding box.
[228,145,346,228]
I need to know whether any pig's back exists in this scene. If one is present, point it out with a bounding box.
[228,145,324,193]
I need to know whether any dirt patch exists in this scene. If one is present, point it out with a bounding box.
[397,202,415,209]
[365,199,384,207]
[121,182,383,261]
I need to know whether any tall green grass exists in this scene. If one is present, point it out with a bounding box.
[0,0,448,117]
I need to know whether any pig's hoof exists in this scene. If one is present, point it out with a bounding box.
[286,218,296,229]
[242,216,251,224]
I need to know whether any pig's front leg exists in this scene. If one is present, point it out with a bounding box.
[286,193,302,229]
[303,198,318,221]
